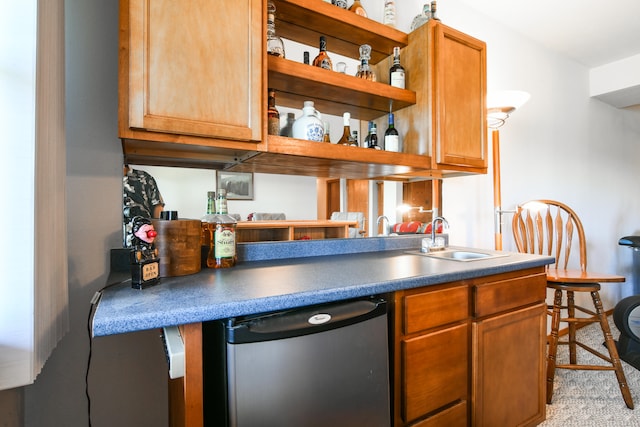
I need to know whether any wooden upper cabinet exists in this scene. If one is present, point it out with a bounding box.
[395,21,487,175]
[121,0,263,142]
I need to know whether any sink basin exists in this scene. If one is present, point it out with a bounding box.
[406,249,509,262]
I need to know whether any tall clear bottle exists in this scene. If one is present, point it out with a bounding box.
[266,0,285,58]
[384,113,400,152]
[337,112,357,146]
[313,36,333,71]
[267,88,280,136]
[355,44,376,82]
[389,47,405,89]
[383,0,396,28]
[410,3,431,32]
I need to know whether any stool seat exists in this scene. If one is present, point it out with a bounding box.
[512,200,634,410]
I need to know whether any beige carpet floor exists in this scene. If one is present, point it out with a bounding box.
[539,316,640,426]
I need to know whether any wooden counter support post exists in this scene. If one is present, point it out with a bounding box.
[169,323,203,427]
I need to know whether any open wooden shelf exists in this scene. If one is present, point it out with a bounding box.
[273,0,408,64]
[268,56,416,121]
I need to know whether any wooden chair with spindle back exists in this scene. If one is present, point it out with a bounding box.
[512,199,634,409]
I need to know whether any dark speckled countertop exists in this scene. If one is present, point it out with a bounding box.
[91,236,554,337]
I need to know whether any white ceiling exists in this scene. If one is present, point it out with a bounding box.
[454,0,640,68]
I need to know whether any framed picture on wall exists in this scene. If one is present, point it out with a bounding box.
[217,171,254,200]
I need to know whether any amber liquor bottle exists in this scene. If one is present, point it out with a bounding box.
[267,88,280,136]
[337,112,357,146]
[313,36,333,71]
[349,0,367,17]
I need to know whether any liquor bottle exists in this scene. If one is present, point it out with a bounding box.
[303,51,310,65]
[313,36,333,71]
[352,130,359,147]
[266,0,285,58]
[201,190,215,243]
[368,123,381,150]
[332,0,347,8]
[292,101,325,142]
[280,112,295,137]
[267,88,280,136]
[355,44,376,82]
[430,1,440,21]
[383,0,396,28]
[215,189,228,215]
[348,0,367,17]
[410,3,431,32]
[389,47,405,89]
[323,121,331,143]
[337,112,356,146]
[384,113,400,152]
[364,121,373,147]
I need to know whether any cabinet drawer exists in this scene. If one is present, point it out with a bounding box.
[473,272,546,318]
[402,323,468,423]
[410,400,467,427]
[404,285,469,335]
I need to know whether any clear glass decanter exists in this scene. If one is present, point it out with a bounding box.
[410,3,431,32]
[355,44,376,82]
[267,0,285,58]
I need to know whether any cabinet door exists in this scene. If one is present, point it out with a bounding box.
[472,303,546,427]
[126,0,262,141]
[432,23,487,171]
[402,323,469,424]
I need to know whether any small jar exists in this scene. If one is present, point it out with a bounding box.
[292,101,324,142]
[204,214,237,268]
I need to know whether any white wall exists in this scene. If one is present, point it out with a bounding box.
[134,166,318,221]
[17,1,640,426]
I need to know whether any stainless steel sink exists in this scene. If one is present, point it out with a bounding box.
[406,249,509,262]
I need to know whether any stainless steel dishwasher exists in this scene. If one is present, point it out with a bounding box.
[203,297,390,427]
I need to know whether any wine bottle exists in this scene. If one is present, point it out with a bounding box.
[349,0,367,17]
[313,36,333,71]
[337,112,356,146]
[267,88,280,136]
[266,1,285,58]
[389,47,405,89]
[384,113,400,152]
[368,123,381,150]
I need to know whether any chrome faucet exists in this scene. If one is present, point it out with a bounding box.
[376,215,390,236]
[430,216,449,249]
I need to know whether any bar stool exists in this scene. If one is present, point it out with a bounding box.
[512,199,634,409]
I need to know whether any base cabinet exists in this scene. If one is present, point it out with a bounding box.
[392,267,547,426]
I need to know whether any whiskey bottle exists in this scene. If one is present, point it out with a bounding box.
[410,3,431,32]
[368,123,381,150]
[266,0,285,58]
[348,0,367,17]
[384,113,400,152]
[215,189,228,215]
[355,44,376,82]
[267,88,280,136]
[389,47,405,89]
[313,36,333,71]
[337,112,356,146]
